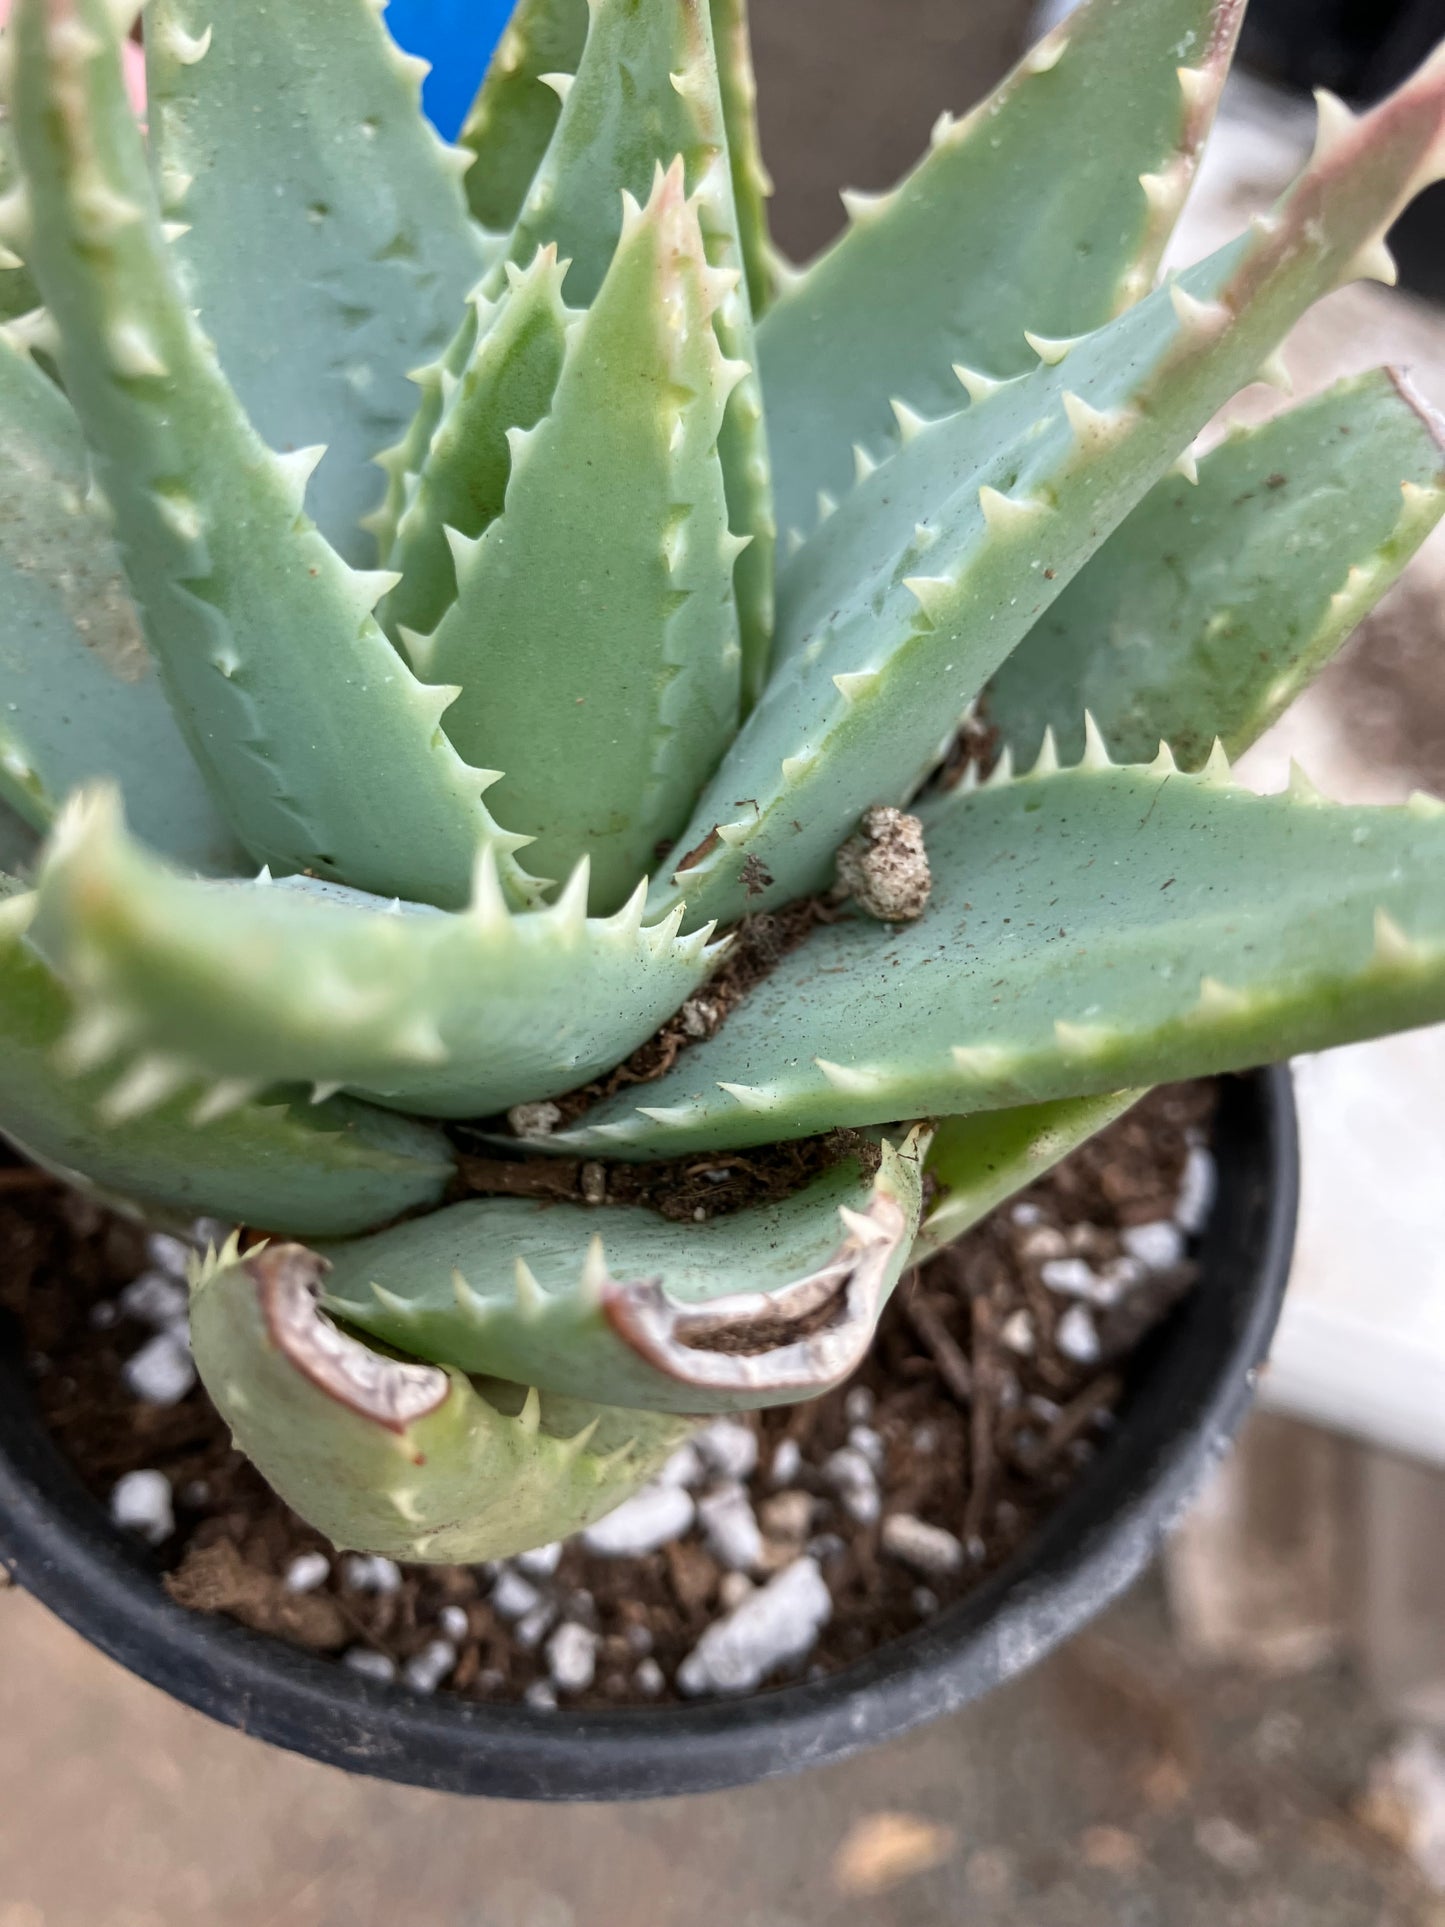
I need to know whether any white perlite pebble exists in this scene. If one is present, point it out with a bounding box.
[695,1418,758,1482]
[344,1649,397,1683]
[823,1446,880,1525]
[656,1442,705,1490]
[1175,1144,1217,1234]
[1056,1303,1102,1365]
[1020,1224,1069,1262]
[719,1572,755,1610]
[546,1622,599,1693]
[679,996,717,1039]
[1010,1201,1044,1227]
[1000,1309,1035,1355]
[581,1482,694,1556]
[1121,1219,1187,1270]
[525,1680,559,1711]
[122,1332,196,1407]
[283,1551,330,1594]
[439,1605,470,1643]
[109,1469,173,1544]
[119,1270,190,1330]
[634,1657,665,1696]
[403,1639,457,1695]
[507,1100,563,1140]
[770,1438,802,1486]
[515,1602,558,1652]
[847,1424,886,1471]
[881,1513,965,1577]
[1039,1257,1103,1301]
[843,1385,875,1424]
[698,1483,765,1572]
[145,1232,194,1278]
[490,1568,544,1620]
[677,1558,832,1697]
[343,1554,402,1595]
[515,1540,564,1577]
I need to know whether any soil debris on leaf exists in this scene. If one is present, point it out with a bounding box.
[533,894,843,1132]
[834,806,933,923]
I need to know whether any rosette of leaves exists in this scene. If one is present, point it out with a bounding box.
[1,0,1444,1559]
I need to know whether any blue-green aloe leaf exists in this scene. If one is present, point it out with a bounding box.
[556,746,1445,1158]
[370,0,589,568]
[10,0,540,910]
[191,1239,695,1562]
[710,0,776,316]
[0,880,454,1237]
[414,165,744,911]
[985,368,1445,772]
[321,1133,925,1414]
[0,96,39,325]
[758,0,1244,536]
[656,58,1445,930]
[28,785,723,1121]
[457,0,589,235]
[381,245,573,646]
[915,1094,1142,1263]
[144,0,495,563]
[0,333,242,873]
[497,0,775,703]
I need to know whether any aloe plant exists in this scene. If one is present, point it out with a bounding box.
[2,0,1444,1563]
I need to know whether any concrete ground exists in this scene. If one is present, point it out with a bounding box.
[1,1572,1439,1927]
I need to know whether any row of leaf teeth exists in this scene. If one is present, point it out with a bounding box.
[777,54,1443,560]
[348,1194,892,1330]
[146,1,482,203]
[8,0,555,909]
[32,780,725,1125]
[788,297,1311,558]
[329,1232,613,1335]
[772,18,1240,544]
[566,735,1445,1143]
[566,883,1440,1144]
[827,29,1213,249]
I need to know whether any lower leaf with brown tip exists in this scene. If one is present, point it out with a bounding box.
[190,1241,696,1563]
[319,1135,927,1414]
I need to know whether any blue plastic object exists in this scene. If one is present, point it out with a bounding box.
[384,0,511,138]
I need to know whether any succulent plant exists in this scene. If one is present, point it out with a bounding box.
[2,0,1445,1562]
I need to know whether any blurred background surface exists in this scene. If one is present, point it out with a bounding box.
[4,2,1445,1920]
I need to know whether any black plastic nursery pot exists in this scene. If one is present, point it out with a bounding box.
[0,1067,1298,1801]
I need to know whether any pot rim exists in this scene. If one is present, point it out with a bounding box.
[0,1067,1298,1801]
